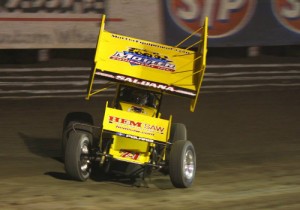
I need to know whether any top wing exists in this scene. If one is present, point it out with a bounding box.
[87,15,208,112]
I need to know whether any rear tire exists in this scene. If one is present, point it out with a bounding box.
[170,123,187,142]
[62,112,94,157]
[63,112,94,130]
[160,123,187,174]
[64,131,93,181]
[169,140,196,188]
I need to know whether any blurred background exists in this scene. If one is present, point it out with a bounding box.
[0,0,299,66]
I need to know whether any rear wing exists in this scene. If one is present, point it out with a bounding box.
[87,15,208,112]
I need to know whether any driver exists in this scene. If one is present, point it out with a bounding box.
[119,86,157,108]
[130,90,148,106]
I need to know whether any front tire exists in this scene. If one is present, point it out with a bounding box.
[64,131,93,181]
[169,140,196,188]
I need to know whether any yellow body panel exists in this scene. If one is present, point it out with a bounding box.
[109,135,151,164]
[103,105,170,143]
[95,30,195,89]
[103,102,170,164]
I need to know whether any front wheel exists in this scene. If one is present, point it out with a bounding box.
[169,140,196,188]
[64,131,93,181]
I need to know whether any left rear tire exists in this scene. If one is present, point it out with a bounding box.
[62,112,94,157]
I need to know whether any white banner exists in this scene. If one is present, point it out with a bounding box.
[0,0,105,49]
[0,0,162,49]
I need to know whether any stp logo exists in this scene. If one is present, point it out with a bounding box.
[272,0,300,34]
[167,0,257,38]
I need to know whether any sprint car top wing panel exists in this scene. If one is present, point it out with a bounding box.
[87,15,208,112]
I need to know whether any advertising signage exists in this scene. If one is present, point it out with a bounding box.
[0,0,106,49]
[163,0,300,47]
[0,0,162,49]
[1,0,300,48]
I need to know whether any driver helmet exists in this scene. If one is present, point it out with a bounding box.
[131,90,148,106]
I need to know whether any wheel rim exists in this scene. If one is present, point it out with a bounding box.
[80,138,90,174]
[183,149,195,180]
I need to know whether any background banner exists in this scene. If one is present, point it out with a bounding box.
[0,0,163,49]
[0,0,107,49]
[163,0,300,47]
[1,0,300,49]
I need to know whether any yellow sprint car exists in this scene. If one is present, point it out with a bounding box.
[62,15,208,188]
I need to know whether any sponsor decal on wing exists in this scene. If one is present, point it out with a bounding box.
[108,115,165,136]
[110,47,176,72]
[95,71,197,97]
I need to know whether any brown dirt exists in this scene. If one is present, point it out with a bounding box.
[0,89,299,210]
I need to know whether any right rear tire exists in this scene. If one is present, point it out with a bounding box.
[170,123,187,142]
[160,123,187,174]
[169,140,196,188]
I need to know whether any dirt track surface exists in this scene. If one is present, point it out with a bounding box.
[0,86,299,209]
